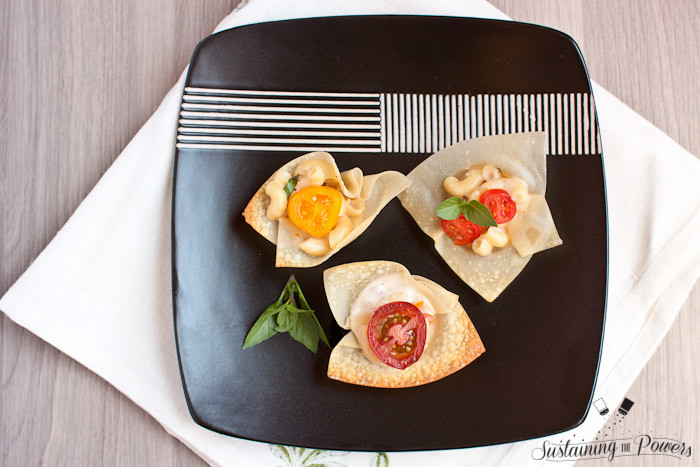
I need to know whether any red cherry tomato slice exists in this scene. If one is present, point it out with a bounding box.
[440,214,483,245]
[479,189,517,224]
[367,301,427,370]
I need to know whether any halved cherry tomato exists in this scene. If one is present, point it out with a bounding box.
[440,214,483,245]
[368,301,426,370]
[479,189,516,224]
[287,186,342,237]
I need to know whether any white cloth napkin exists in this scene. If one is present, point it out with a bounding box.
[3,0,700,466]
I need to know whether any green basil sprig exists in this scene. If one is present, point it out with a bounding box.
[283,175,299,198]
[435,197,498,227]
[242,275,330,353]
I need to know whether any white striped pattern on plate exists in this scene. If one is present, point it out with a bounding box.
[177,88,600,155]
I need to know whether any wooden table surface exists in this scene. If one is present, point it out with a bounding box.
[1,1,698,465]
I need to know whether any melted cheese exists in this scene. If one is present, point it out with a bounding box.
[347,272,437,364]
[442,169,533,257]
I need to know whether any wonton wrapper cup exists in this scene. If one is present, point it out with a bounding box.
[324,261,485,388]
[398,133,562,302]
[243,152,410,267]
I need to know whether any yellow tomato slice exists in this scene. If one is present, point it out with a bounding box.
[287,186,343,238]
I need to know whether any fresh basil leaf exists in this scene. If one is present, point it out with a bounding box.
[283,275,297,299]
[288,278,329,348]
[289,312,320,353]
[286,304,315,314]
[311,313,330,348]
[275,306,299,333]
[288,304,328,348]
[242,275,329,353]
[435,197,465,220]
[242,304,282,349]
[242,280,291,349]
[266,276,294,312]
[283,175,299,198]
[463,200,498,227]
[292,279,312,310]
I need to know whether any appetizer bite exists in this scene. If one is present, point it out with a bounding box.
[244,152,410,267]
[398,133,562,302]
[324,261,485,388]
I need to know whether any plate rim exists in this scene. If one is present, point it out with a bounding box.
[171,14,609,451]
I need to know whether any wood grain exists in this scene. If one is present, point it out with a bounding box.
[0,1,238,466]
[1,0,698,465]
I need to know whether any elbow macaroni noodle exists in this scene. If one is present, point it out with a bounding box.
[293,159,330,189]
[346,198,365,217]
[481,164,502,181]
[265,159,368,256]
[299,237,330,256]
[483,226,510,248]
[471,237,493,256]
[264,169,291,220]
[443,169,483,198]
[328,216,353,249]
[443,165,531,256]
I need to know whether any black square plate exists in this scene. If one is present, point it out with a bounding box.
[172,16,607,451]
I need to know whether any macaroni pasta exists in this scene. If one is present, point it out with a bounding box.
[442,165,532,256]
[265,158,369,256]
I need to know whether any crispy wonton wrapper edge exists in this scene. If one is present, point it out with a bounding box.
[243,152,411,268]
[324,261,485,388]
[397,133,562,302]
